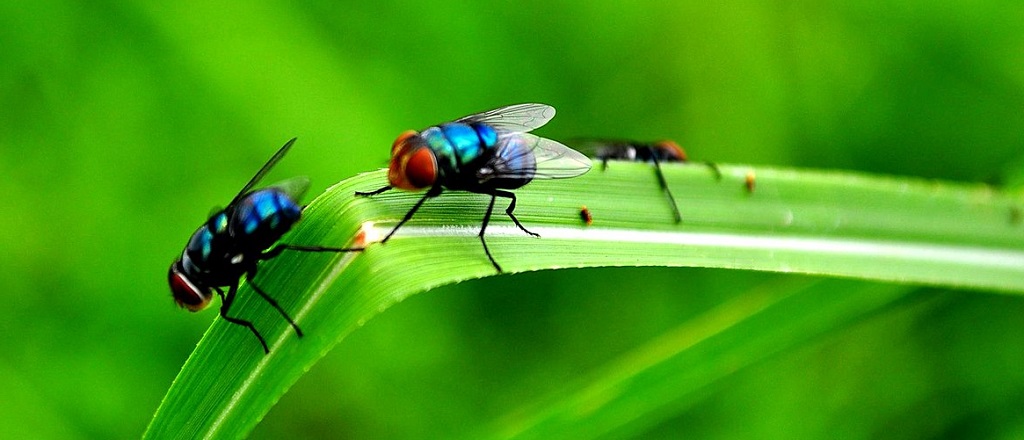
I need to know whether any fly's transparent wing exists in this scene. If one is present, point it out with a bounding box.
[226,137,298,208]
[264,176,311,202]
[563,138,639,160]
[561,138,638,157]
[455,103,556,134]
[529,135,592,179]
[486,133,592,180]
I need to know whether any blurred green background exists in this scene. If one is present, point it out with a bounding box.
[3,1,1024,438]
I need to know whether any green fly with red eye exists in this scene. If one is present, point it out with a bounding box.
[356,103,592,272]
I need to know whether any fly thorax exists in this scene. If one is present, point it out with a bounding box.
[470,123,498,148]
[185,221,223,268]
[421,126,459,174]
[440,123,488,165]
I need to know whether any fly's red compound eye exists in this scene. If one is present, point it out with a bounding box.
[391,130,417,155]
[403,147,437,189]
[388,132,437,190]
[168,263,212,312]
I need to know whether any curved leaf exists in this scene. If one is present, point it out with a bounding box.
[145,163,1024,439]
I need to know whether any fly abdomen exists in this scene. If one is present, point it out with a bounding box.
[231,188,302,251]
[483,134,536,189]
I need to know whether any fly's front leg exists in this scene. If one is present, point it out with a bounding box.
[217,284,270,354]
[477,193,502,273]
[355,185,393,197]
[378,186,442,243]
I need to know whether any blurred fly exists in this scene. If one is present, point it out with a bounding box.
[356,103,592,272]
[168,138,361,354]
[570,139,719,223]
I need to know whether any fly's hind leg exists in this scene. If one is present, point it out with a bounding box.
[473,189,539,273]
[245,266,303,338]
[493,189,539,237]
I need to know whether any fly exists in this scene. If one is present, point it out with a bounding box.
[355,103,592,272]
[168,138,361,353]
[570,139,719,223]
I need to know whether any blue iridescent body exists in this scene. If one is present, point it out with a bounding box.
[356,103,591,272]
[168,138,359,354]
[177,188,302,289]
[420,122,537,191]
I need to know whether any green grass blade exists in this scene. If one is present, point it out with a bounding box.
[477,278,916,439]
[145,163,1024,439]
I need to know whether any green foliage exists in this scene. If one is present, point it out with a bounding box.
[146,166,1024,438]
[2,1,1024,438]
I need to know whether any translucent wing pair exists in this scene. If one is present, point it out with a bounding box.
[456,103,592,180]
[221,137,310,219]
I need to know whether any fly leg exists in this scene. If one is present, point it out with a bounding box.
[493,189,539,237]
[245,266,303,338]
[477,193,503,273]
[355,185,393,197]
[702,161,723,181]
[217,284,270,354]
[650,155,683,224]
[374,186,442,243]
[474,189,538,273]
[265,244,365,256]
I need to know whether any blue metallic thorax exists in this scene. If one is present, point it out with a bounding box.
[179,188,301,288]
[420,122,499,186]
[418,122,535,190]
